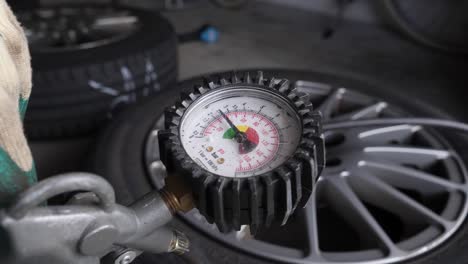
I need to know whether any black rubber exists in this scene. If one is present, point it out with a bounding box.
[91,70,468,264]
[381,0,468,55]
[210,0,249,9]
[24,7,178,139]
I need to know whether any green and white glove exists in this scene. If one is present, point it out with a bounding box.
[0,0,35,206]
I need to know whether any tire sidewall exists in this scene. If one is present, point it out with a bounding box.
[31,7,176,70]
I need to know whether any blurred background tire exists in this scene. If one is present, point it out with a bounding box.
[382,0,468,55]
[17,6,178,139]
[210,0,248,9]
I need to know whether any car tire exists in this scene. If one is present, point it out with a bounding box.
[210,0,249,9]
[22,6,178,139]
[90,70,468,264]
[381,0,468,55]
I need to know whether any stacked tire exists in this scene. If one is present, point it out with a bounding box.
[22,7,178,138]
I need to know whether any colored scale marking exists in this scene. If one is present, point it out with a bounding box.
[223,125,260,145]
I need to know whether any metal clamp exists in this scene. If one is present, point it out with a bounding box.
[1,172,189,264]
[8,173,116,219]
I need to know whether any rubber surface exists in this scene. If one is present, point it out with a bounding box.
[210,0,248,9]
[91,70,468,264]
[382,0,468,55]
[24,8,178,139]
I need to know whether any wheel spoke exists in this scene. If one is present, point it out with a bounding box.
[358,125,421,145]
[325,177,398,254]
[333,102,388,121]
[348,172,453,229]
[364,147,451,168]
[295,80,332,96]
[303,180,322,260]
[317,88,346,119]
[358,161,466,195]
[243,239,305,259]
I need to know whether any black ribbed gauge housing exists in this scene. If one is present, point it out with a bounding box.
[163,71,325,234]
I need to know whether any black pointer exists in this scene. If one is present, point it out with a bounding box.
[218,109,244,143]
[218,109,256,154]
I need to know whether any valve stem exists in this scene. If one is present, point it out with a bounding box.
[169,229,190,255]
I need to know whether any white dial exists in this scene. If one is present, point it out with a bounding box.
[179,87,302,178]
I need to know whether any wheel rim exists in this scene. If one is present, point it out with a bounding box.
[17,7,140,52]
[178,79,468,263]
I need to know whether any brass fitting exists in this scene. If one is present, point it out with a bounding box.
[160,189,194,214]
[160,171,195,213]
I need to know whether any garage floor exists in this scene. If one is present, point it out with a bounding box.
[30,1,468,178]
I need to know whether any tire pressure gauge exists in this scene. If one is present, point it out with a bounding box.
[164,71,325,233]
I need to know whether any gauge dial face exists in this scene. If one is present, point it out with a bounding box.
[179,87,302,178]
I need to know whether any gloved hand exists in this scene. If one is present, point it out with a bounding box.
[0,0,35,205]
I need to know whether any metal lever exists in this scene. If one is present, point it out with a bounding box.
[0,172,189,264]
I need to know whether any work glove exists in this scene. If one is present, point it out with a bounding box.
[0,0,35,206]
